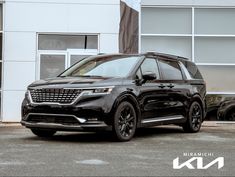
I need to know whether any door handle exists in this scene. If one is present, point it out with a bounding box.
[167,84,174,88]
[158,84,165,88]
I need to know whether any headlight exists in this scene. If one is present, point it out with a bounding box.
[25,90,30,100]
[93,87,113,94]
[82,87,114,96]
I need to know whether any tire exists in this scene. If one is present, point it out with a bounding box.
[225,109,235,121]
[183,102,203,133]
[112,101,137,141]
[31,129,56,137]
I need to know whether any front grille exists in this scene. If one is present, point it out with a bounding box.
[29,88,81,104]
[27,115,80,125]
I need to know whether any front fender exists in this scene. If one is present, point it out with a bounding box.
[110,92,142,127]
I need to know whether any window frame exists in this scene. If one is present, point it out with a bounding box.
[36,33,99,80]
[134,57,161,81]
[141,6,235,94]
[37,52,67,80]
[157,58,184,81]
[141,6,235,65]
[0,3,3,121]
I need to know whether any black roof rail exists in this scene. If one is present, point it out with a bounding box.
[145,51,189,61]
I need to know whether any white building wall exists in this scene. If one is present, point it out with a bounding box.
[2,0,120,122]
[2,0,235,122]
[141,0,235,94]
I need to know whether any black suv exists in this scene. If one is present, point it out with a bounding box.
[21,52,206,141]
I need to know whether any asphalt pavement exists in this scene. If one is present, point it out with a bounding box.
[0,122,234,176]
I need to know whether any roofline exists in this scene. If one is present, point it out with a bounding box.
[97,52,190,61]
[144,52,189,61]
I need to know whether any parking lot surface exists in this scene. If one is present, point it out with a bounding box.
[0,122,234,176]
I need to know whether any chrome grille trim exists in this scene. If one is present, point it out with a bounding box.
[28,88,82,105]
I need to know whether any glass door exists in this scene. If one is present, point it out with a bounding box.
[37,49,98,80]
[38,52,67,80]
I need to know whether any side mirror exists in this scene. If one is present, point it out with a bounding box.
[142,72,157,81]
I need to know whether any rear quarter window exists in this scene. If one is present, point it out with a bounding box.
[182,61,203,80]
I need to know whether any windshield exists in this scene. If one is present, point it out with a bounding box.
[60,55,141,78]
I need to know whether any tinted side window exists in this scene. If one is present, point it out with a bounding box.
[183,61,203,80]
[140,58,160,79]
[158,60,183,80]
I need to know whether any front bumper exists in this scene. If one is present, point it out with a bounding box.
[21,92,116,131]
[21,113,111,131]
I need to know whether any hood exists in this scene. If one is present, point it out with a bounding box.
[28,76,124,89]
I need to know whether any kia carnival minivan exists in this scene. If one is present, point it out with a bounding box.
[21,52,206,141]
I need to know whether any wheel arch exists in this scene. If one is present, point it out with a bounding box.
[190,94,206,120]
[111,92,141,127]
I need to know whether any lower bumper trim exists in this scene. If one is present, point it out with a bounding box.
[21,121,111,131]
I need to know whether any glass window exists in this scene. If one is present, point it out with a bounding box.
[141,36,192,59]
[0,5,2,31]
[140,58,159,79]
[0,33,2,60]
[0,4,2,118]
[70,55,90,66]
[0,62,1,89]
[181,61,203,80]
[39,35,85,50]
[195,8,235,35]
[38,34,98,50]
[195,37,235,64]
[87,36,98,49]
[61,56,141,78]
[40,55,65,79]
[158,59,183,80]
[141,7,192,34]
[198,65,235,92]
[0,90,1,117]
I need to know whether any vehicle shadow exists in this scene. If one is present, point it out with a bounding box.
[24,126,184,143]
[136,126,183,138]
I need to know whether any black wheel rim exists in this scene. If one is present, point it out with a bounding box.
[191,104,202,130]
[118,106,135,137]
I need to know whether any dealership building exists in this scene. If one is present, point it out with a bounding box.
[1,0,235,122]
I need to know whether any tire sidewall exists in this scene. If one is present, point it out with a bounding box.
[187,102,203,132]
[226,109,235,121]
[113,102,137,141]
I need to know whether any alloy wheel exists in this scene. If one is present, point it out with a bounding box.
[118,105,135,138]
[191,103,202,130]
